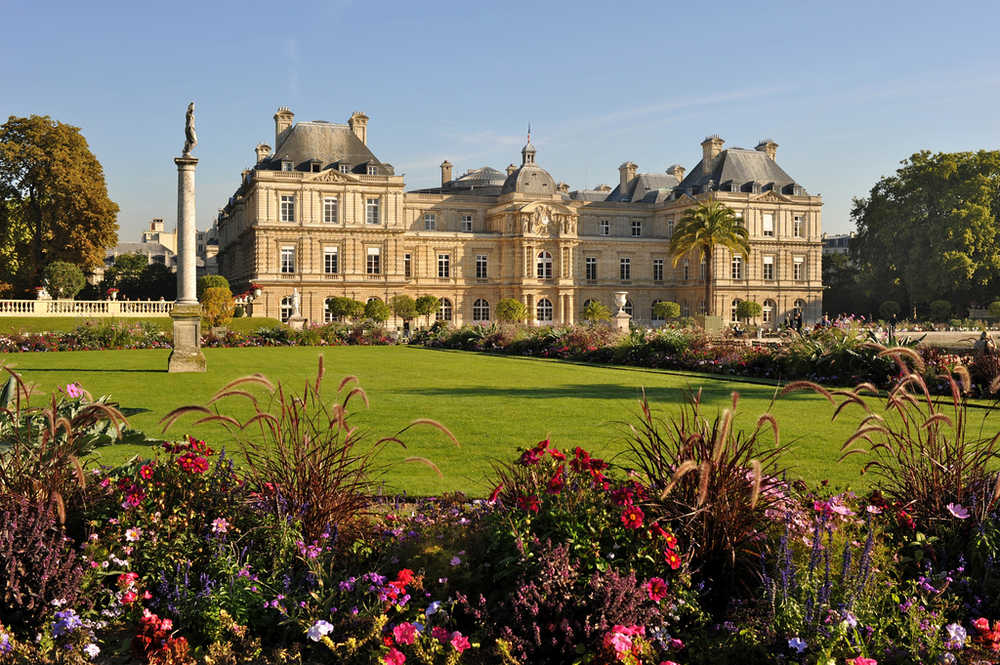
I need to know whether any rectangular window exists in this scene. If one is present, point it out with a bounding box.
[339,164,349,173]
[763,255,774,280]
[599,219,610,236]
[280,246,295,273]
[585,257,597,281]
[366,198,380,225]
[667,217,674,237]
[762,213,774,237]
[735,211,744,227]
[324,247,338,274]
[620,257,631,281]
[683,261,689,282]
[281,161,293,172]
[631,219,642,237]
[404,253,412,278]
[424,213,436,230]
[280,195,295,223]
[462,214,473,232]
[366,247,380,274]
[438,253,450,278]
[323,197,338,224]
[794,257,804,281]
[367,165,377,175]
[731,255,743,280]
[475,254,488,279]
[794,215,802,238]
[653,258,664,282]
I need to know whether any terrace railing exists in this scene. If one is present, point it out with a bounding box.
[0,299,174,317]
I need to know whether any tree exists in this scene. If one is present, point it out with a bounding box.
[415,295,440,327]
[326,296,364,322]
[101,253,148,298]
[652,301,681,321]
[197,274,229,301]
[852,150,1000,311]
[496,298,528,323]
[0,115,119,293]
[879,300,901,320]
[364,298,390,323]
[668,200,750,317]
[581,300,611,324]
[390,294,417,324]
[821,253,879,317]
[929,299,952,322]
[735,300,762,323]
[137,262,176,301]
[201,286,234,327]
[42,260,85,299]
[989,301,1000,320]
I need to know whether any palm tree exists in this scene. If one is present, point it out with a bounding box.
[668,200,750,317]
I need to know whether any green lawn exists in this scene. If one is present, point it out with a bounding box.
[0,345,950,496]
[0,317,284,335]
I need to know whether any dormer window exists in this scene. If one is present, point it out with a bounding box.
[367,165,377,176]
[281,160,293,172]
[309,160,321,173]
[339,164,350,174]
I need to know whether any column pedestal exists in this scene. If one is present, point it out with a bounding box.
[169,155,206,372]
[168,303,206,372]
[614,311,632,332]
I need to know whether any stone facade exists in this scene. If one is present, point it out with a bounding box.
[216,109,823,329]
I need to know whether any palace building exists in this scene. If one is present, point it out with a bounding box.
[215,107,823,328]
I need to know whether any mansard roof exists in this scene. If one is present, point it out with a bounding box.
[678,148,807,195]
[259,121,393,175]
[605,173,681,203]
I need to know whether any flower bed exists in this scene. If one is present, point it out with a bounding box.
[1,362,999,664]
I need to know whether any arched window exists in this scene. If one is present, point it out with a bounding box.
[367,296,381,304]
[794,299,806,315]
[472,298,490,321]
[683,260,689,282]
[731,299,740,322]
[280,296,294,323]
[536,298,553,322]
[436,297,453,321]
[324,297,337,323]
[536,251,552,279]
[624,298,633,316]
[763,299,776,324]
[681,300,690,317]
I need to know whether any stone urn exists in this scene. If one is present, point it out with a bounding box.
[614,291,628,315]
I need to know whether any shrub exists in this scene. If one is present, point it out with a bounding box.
[582,300,611,324]
[495,298,528,323]
[879,300,901,319]
[414,295,440,326]
[201,286,235,328]
[197,275,230,301]
[326,296,364,322]
[930,299,952,321]
[363,298,390,323]
[736,300,762,322]
[652,301,681,321]
[389,295,417,323]
[42,261,85,299]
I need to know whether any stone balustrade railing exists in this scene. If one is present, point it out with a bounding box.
[0,299,175,317]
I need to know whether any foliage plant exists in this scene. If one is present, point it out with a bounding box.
[201,285,235,328]
[196,274,230,301]
[735,299,763,322]
[495,298,528,324]
[652,300,681,321]
[582,299,611,324]
[42,260,85,299]
[363,297,390,324]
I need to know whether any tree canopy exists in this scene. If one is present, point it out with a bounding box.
[390,295,417,322]
[42,260,85,299]
[496,298,528,323]
[0,115,118,294]
[364,298,390,323]
[581,300,611,324]
[668,200,749,317]
[852,150,1000,310]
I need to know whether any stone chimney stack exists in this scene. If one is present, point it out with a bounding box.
[506,163,517,176]
[666,164,686,180]
[701,135,724,168]
[755,139,778,161]
[255,143,272,164]
[440,160,453,186]
[618,161,638,191]
[348,111,369,145]
[274,107,294,147]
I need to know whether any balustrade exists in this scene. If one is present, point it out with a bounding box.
[0,299,174,317]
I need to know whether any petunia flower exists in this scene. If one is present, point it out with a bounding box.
[946,503,970,519]
[787,636,807,653]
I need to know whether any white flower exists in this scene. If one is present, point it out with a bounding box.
[307,620,334,642]
[84,643,100,659]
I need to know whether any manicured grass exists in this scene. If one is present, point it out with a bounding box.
[0,316,284,335]
[0,345,973,496]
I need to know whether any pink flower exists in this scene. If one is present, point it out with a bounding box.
[644,577,669,602]
[431,626,450,643]
[384,647,406,665]
[211,518,229,534]
[66,383,83,398]
[847,658,877,665]
[124,527,142,542]
[393,622,417,645]
[450,632,471,653]
[121,590,138,604]
[947,503,970,519]
[607,631,632,654]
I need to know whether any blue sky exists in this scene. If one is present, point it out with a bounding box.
[4,0,1000,241]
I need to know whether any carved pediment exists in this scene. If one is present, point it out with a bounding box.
[308,170,355,184]
[750,190,793,204]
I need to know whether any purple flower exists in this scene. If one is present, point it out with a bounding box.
[946,503,970,519]
[788,636,807,653]
[944,622,967,649]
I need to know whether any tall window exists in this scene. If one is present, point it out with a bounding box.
[731,255,743,280]
[366,198,380,225]
[599,219,610,236]
[280,195,295,222]
[280,246,295,273]
[735,211,744,228]
[623,299,633,316]
[794,299,806,314]
[436,298,452,321]
[667,217,674,237]
[462,215,473,232]
[683,259,689,282]
[763,255,774,280]
[438,253,450,278]
[585,257,597,281]
[794,215,802,238]
[424,213,436,230]
[338,163,350,173]
[475,254,488,279]
[653,259,664,282]
[762,213,774,237]
[473,298,490,321]
[731,299,740,322]
[366,247,380,274]
[794,257,804,281]
[631,219,642,237]
[700,258,707,281]
[763,299,776,324]
[651,300,663,322]
[324,297,337,323]
[536,298,553,322]
[280,296,294,322]
[620,257,631,281]
[323,197,338,223]
[536,251,552,279]
[324,247,338,274]
[404,253,412,278]
[281,161,293,172]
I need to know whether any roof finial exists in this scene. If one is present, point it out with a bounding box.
[527,122,531,144]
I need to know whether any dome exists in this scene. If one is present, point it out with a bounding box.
[501,164,556,195]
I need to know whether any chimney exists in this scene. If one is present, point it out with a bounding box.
[440,160,453,186]
[666,164,686,180]
[618,161,638,191]
[151,218,164,232]
[255,143,272,164]
[273,107,294,147]
[755,138,778,160]
[506,163,517,176]
[556,182,570,194]
[701,135,724,168]
[348,111,369,145]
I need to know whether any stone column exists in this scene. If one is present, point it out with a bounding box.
[168,156,206,372]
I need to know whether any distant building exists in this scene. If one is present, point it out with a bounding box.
[822,232,854,256]
[216,108,824,327]
[99,219,220,281]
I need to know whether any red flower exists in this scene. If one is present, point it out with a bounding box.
[395,569,414,586]
[621,505,644,529]
[663,532,678,550]
[431,626,450,643]
[548,448,566,461]
[384,647,406,665]
[519,448,543,466]
[516,494,540,513]
[534,439,549,452]
[546,465,565,495]
[974,617,991,632]
[450,632,471,653]
[643,576,669,602]
[139,464,153,480]
[665,550,681,570]
[488,484,503,503]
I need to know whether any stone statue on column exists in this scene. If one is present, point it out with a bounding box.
[183,102,198,157]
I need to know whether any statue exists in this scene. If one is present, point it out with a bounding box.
[292,288,301,317]
[183,102,197,156]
